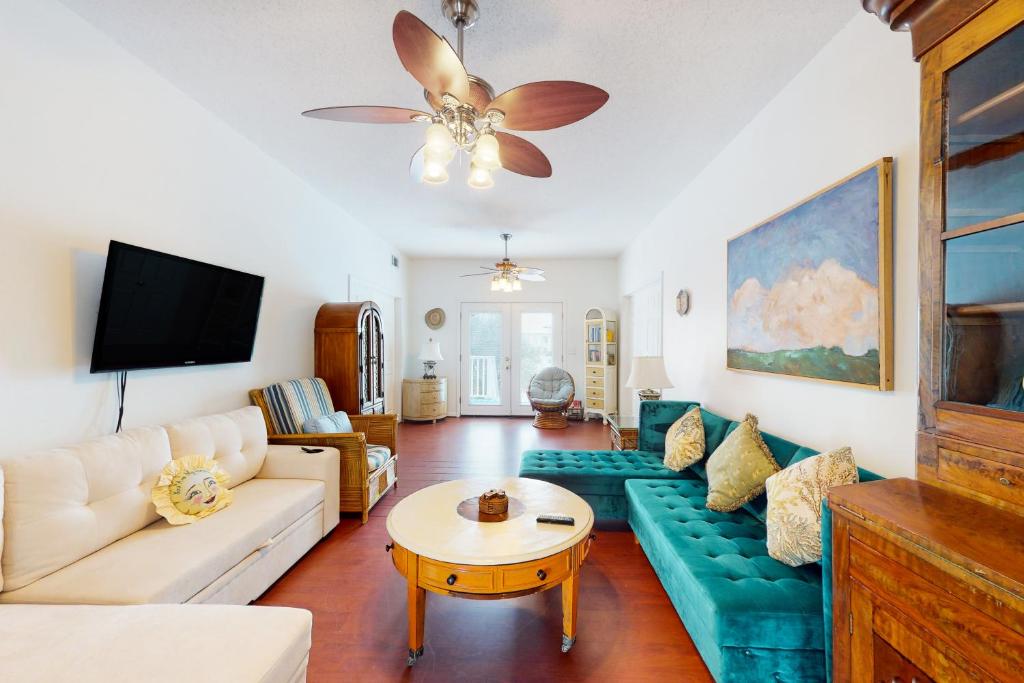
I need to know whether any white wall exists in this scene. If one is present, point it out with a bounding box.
[619,13,920,477]
[405,258,618,415]
[0,0,407,454]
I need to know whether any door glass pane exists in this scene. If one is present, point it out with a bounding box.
[519,312,554,406]
[468,312,502,406]
[945,22,1024,231]
[944,221,1024,411]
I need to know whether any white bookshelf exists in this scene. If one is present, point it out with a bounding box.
[583,307,617,424]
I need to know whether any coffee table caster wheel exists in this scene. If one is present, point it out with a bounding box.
[561,635,576,653]
[407,647,424,666]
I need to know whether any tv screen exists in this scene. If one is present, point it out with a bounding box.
[90,241,265,373]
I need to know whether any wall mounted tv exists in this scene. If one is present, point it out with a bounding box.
[90,241,265,373]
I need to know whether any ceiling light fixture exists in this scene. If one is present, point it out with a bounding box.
[463,234,545,291]
[301,0,609,189]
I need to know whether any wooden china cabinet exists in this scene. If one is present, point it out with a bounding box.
[829,2,1024,681]
[314,301,386,415]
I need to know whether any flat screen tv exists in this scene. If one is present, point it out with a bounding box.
[90,241,265,373]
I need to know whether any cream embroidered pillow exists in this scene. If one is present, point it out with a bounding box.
[152,455,232,526]
[765,447,859,567]
[664,407,705,471]
[704,414,780,512]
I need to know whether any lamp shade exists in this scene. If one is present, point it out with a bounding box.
[624,356,673,389]
[418,340,443,362]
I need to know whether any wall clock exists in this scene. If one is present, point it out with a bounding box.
[676,290,690,316]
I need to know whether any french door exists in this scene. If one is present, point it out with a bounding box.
[460,302,563,416]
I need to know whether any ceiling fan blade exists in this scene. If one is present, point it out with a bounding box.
[301,105,430,124]
[409,144,425,182]
[459,272,497,278]
[479,266,500,272]
[486,81,609,131]
[516,266,545,275]
[393,11,469,102]
[517,273,546,282]
[495,132,552,178]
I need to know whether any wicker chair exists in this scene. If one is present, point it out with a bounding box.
[528,367,576,429]
[249,378,397,524]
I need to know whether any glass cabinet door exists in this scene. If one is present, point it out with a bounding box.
[942,21,1024,412]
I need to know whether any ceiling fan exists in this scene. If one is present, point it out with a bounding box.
[461,234,545,291]
[302,0,609,189]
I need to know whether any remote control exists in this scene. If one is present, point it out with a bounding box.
[536,514,575,526]
[301,447,324,454]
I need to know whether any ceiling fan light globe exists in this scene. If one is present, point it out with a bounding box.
[490,276,500,291]
[472,132,501,171]
[467,163,494,189]
[512,278,522,291]
[425,122,455,158]
[422,158,449,184]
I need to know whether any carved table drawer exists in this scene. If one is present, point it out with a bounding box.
[419,557,496,594]
[500,553,571,592]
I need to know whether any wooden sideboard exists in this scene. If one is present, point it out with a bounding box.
[402,378,447,423]
[830,478,1024,681]
[837,1,1024,677]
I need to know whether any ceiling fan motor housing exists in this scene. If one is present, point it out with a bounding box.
[441,0,479,30]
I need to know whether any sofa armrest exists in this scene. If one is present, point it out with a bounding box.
[348,413,397,454]
[258,444,341,536]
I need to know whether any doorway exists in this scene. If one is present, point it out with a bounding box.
[460,302,563,416]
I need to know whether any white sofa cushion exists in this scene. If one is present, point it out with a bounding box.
[164,406,268,489]
[0,478,323,605]
[0,425,171,592]
[0,603,311,683]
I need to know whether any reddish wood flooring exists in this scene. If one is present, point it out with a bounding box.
[256,417,712,682]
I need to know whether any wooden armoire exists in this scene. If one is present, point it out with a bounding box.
[314,301,386,415]
[828,3,1024,681]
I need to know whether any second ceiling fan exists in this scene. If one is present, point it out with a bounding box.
[302,0,609,189]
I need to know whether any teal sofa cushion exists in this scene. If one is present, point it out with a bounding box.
[518,449,695,521]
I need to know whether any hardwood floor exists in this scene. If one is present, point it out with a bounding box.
[256,417,712,682]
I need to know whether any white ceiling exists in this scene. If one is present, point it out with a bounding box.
[60,0,857,258]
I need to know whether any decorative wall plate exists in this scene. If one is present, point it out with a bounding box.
[425,307,446,329]
[676,289,690,316]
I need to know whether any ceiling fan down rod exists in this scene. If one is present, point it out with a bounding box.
[441,0,479,65]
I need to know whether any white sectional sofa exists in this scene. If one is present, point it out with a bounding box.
[0,406,340,682]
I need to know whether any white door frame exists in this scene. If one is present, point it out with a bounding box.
[459,301,564,416]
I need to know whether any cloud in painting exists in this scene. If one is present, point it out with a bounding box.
[728,259,879,356]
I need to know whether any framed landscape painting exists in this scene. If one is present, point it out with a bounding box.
[727,158,893,390]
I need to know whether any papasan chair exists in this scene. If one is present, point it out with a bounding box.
[528,367,576,429]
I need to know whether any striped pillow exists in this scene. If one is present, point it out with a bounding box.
[262,378,335,435]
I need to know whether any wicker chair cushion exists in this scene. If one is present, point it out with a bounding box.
[367,444,391,471]
[301,410,353,434]
[528,367,574,404]
[261,378,334,435]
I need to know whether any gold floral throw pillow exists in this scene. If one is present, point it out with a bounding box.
[704,414,780,512]
[664,407,705,472]
[765,447,859,567]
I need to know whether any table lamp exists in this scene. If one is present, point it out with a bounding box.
[419,339,443,379]
[625,356,673,402]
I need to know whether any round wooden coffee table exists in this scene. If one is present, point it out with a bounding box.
[386,477,595,666]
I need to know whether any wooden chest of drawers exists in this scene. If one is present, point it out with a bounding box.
[829,478,1024,682]
[402,378,447,423]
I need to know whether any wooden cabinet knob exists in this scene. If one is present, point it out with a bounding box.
[536,569,547,581]
[446,574,457,586]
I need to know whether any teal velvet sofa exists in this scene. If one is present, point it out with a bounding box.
[518,400,882,683]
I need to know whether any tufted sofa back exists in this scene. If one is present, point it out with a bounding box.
[163,406,268,489]
[0,425,172,592]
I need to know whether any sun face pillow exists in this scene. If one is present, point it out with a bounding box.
[152,455,232,525]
